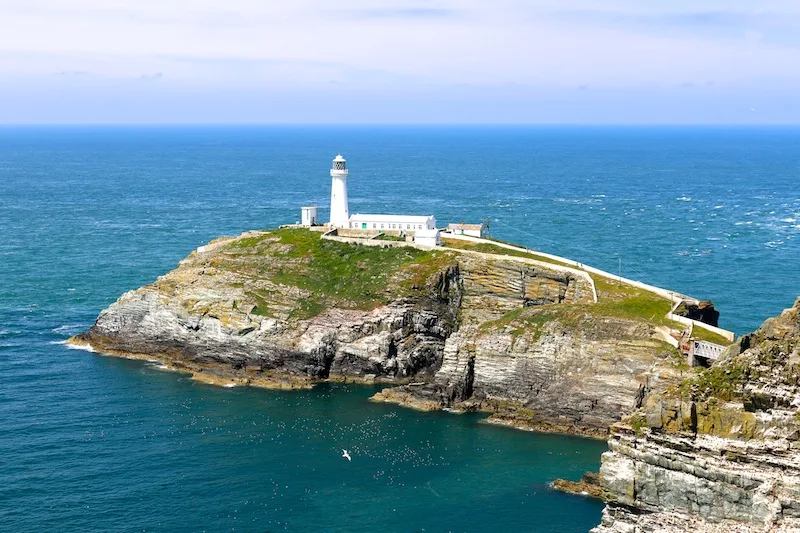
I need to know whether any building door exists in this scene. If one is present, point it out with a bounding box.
[362,223,367,229]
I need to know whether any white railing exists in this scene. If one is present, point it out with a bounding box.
[693,340,725,360]
[442,233,736,343]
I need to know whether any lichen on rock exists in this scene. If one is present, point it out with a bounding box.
[71,227,687,440]
[595,298,800,532]
[71,226,777,532]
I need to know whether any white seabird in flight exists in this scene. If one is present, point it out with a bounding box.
[342,449,352,461]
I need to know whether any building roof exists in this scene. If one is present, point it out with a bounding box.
[333,154,346,162]
[349,214,434,223]
[447,223,483,230]
[415,229,440,237]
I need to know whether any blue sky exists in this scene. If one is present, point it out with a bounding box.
[1,0,799,124]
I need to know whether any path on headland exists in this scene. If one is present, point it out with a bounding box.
[321,230,736,346]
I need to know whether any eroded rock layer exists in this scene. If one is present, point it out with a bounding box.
[595,297,800,532]
[72,228,680,438]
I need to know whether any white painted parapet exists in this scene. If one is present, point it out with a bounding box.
[442,233,736,342]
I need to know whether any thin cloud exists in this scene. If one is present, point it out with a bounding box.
[1,1,800,123]
[540,7,800,46]
[335,7,457,19]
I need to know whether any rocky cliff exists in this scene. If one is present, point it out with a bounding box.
[594,297,800,532]
[71,228,686,438]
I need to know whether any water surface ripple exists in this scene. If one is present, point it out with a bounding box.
[2,126,798,532]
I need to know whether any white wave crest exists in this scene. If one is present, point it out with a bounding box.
[51,324,87,334]
[66,343,96,353]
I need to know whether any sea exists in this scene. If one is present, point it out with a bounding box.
[1,126,799,532]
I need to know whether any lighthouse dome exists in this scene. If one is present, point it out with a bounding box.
[331,154,347,172]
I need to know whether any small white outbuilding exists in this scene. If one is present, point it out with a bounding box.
[301,205,318,227]
[414,229,441,247]
[446,223,487,238]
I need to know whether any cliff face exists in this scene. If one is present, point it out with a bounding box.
[594,297,800,532]
[73,228,682,437]
[375,310,677,437]
[73,227,800,531]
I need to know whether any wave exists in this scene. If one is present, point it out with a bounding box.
[553,198,602,204]
[65,343,96,353]
[0,343,21,349]
[51,324,88,334]
[675,196,692,201]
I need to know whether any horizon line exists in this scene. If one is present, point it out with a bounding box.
[1,122,799,128]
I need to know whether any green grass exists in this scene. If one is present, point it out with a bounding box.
[441,237,575,269]
[446,237,688,334]
[689,324,733,346]
[441,237,733,345]
[479,307,559,340]
[674,363,747,401]
[245,290,273,317]
[218,228,456,320]
[229,234,271,248]
[214,229,728,346]
[374,233,406,242]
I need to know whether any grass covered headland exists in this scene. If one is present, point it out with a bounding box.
[185,228,731,350]
[199,228,459,320]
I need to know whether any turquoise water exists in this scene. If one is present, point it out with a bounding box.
[1,126,799,532]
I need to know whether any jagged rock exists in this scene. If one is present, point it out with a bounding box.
[552,471,605,499]
[674,300,720,327]
[71,228,676,439]
[595,298,800,532]
[75,228,799,533]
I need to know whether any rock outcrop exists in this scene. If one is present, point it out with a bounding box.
[594,297,800,532]
[71,227,800,532]
[673,300,720,327]
[71,228,684,438]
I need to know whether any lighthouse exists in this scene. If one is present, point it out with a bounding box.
[329,154,349,227]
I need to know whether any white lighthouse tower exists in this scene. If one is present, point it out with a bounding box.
[329,154,349,227]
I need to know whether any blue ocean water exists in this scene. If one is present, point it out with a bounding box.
[1,126,799,532]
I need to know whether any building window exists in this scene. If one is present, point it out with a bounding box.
[380,224,384,229]
[373,223,376,229]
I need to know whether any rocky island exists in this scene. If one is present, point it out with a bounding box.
[69,227,799,532]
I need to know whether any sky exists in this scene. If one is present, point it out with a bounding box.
[1,0,799,124]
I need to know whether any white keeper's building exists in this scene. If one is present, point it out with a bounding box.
[326,154,437,234]
[348,214,436,232]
